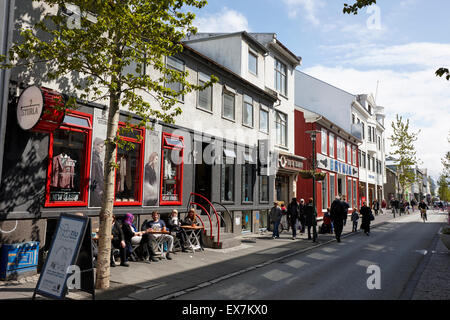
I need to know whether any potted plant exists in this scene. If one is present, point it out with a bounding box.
[298,170,314,179]
[439,225,450,250]
[314,172,326,181]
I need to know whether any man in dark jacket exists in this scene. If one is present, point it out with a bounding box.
[304,198,317,242]
[287,198,300,240]
[341,195,350,226]
[111,214,127,267]
[299,199,306,234]
[270,202,282,239]
[330,195,345,242]
[360,202,372,235]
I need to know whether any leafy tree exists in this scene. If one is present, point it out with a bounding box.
[343,0,448,81]
[437,174,449,202]
[441,131,450,177]
[389,115,421,200]
[0,0,216,289]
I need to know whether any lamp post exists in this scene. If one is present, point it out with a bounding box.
[306,130,321,213]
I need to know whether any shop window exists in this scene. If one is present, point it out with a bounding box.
[260,175,269,203]
[242,210,252,233]
[45,111,92,207]
[114,123,145,205]
[321,174,328,211]
[347,178,352,208]
[221,149,235,202]
[160,132,184,205]
[259,209,269,230]
[242,153,255,203]
[353,179,357,209]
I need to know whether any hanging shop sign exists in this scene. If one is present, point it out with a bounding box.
[17,86,65,133]
[277,153,304,172]
[316,153,358,178]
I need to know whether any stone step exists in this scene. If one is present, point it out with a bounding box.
[202,232,241,249]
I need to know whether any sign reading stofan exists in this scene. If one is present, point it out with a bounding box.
[16,86,44,130]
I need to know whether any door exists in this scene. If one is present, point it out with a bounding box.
[194,142,212,210]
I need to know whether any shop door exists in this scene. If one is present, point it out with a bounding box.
[275,174,289,205]
[194,142,212,210]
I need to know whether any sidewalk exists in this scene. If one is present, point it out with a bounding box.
[0,210,447,300]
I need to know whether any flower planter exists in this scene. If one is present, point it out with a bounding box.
[439,226,450,250]
[298,170,314,179]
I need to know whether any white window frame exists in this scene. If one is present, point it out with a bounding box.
[329,133,334,158]
[222,90,235,121]
[243,94,254,127]
[347,142,351,164]
[321,128,327,155]
[259,106,269,134]
[337,138,345,161]
[322,173,328,212]
[275,111,287,147]
[197,72,212,112]
[165,56,185,101]
[274,58,287,96]
[248,50,258,75]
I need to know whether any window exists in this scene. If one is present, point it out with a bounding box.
[114,123,145,205]
[46,111,92,207]
[358,150,361,167]
[198,72,212,111]
[274,58,287,96]
[347,178,352,208]
[321,128,327,154]
[160,133,184,205]
[221,149,235,202]
[260,175,269,203]
[337,138,345,161]
[165,56,185,101]
[368,126,372,142]
[361,122,365,139]
[347,143,351,163]
[248,50,257,75]
[243,94,254,127]
[222,91,235,120]
[377,136,381,150]
[372,157,375,172]
[367,155,371,171]
[329,133,335,158]
[242,153,255,203]
[353,180,357,209]
[322,174,328,211]
[259,107,269,133]
[362,151,366,168]
[352,146,357,166]
[329,174,335,201]
[275,111,287,147]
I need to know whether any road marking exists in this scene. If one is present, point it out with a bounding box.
[414,250,428,255]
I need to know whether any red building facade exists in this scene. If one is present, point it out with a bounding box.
[295,109,360,219]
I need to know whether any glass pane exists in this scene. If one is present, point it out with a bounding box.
[260,176,269,202]
[322,175,327,210]
[63,115,89,128]
[248,52,257,74]
[221,163,234,202]
[244,102,253,126]
[164,137,184,148]
[162,148,182,202]
[198,81,212,110]
[115,141,141,202]
[242,163,254,202]
[259,109,268,132]
[242,210,252,232]
[50,129,87,202]
[223,93,235,119]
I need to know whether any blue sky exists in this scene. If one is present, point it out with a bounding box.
[190,0,450,182]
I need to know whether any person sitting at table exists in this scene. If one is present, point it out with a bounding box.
[111,214,127,267]
[166,209,188,252]
[182,208,204,248]
[145,211,174,260]
[122,213,159,264]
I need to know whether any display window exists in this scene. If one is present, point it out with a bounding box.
[45,111,93,207]
[114,123,145,206]
[160,132,184,205]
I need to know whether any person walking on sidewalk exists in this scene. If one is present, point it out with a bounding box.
[381,199,387,214]
[287,198,300,240]
[341,195,350,226]
[270,202,282,239]
[330,195,345,242]
[304,198,318,242]
[351,209,360,232]
[372,199,380,216]
[360,202,373,236]
[299,199,306,234]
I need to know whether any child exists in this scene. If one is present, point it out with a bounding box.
[351,209,360,232]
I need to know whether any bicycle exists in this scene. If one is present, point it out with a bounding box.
[420,209,427,222]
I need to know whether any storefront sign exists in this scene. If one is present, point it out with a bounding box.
[50,192,80,202]
[277,154,304,172]
[17,86,44,130]
[316,153,358,178]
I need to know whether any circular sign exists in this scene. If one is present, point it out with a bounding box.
[17,86,44,130]
[279,155,287,168]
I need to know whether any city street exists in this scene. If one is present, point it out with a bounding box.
[174,211,448,300]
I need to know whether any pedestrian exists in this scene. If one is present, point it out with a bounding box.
[399,200,405,216]
[405,200,411,215]
[411,199,416,213]
[381,199,387,214]
[330,195,345,242]
[280,203,288,231]
[372,199,380,216]
[299,199,306,234]
[360,201,373,235]
[351,209,359,232]
[341,195,350,226]
[321,208,332,234]
[287,197,300,240]
[270,202,282,239]
[304,198,317,242]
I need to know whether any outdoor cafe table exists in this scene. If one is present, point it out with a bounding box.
[181,225,204,253]
[145,229,171,257]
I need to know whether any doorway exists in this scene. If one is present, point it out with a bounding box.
[194,142,212,210]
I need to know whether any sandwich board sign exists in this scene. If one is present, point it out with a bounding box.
[33,213,94,300]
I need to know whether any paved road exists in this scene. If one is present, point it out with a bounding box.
[175,211,447,300]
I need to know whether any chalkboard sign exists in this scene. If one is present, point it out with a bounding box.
[33,213,94,300]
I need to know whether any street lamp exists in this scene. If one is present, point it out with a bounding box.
[306,130,321,213]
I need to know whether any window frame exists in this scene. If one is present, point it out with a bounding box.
[160,132,184,206]
[222,90,236,121]
[197,72,213,112]
[45,110,93,207]
[164,55,185,102]
[259,107,269,134]
[248,50,258,75]
[274,58,287,96]
[321,128,328,155]
[321,173,328,212]
[113,122,145,206]
[221,153,235,203]
[241,153,255,204]
[275,110,288,147]
[329,133,335,158]
[242,94,254,128]
[259,175,270,203]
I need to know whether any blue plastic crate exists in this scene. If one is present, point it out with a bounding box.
[0,241,40,280]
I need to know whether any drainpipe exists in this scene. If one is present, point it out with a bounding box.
[0,0,15,183]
